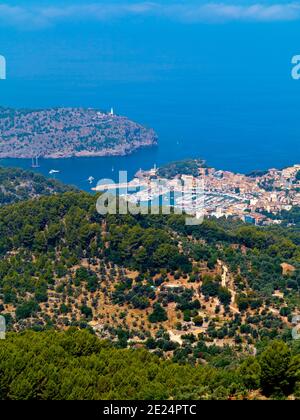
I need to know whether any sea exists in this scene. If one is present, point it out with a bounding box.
[1,73,300,192]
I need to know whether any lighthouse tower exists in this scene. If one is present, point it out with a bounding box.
[110,107,114,116]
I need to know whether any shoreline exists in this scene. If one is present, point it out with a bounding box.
[0,142,158,160]
[0,154,296,177]
[0,151,298,187]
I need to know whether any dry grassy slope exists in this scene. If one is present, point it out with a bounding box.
[3,254,292,351]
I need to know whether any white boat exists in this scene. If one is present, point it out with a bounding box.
[88,176,95,184]
[49,169,60,175]
[31,156,40,168]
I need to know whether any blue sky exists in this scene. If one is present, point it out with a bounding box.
[2,1,300,28]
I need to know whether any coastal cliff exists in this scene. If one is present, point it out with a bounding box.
[0,107,158,158]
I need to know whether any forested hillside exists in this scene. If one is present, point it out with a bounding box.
[1,330,300,400]
[0,167,76,205]
[157,159,207,178]
[1,191,300,399]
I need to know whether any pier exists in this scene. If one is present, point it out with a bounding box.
[92,179,148,192]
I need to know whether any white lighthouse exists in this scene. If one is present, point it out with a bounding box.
[110,107,114,116]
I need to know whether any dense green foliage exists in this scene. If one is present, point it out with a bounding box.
[0,330,241,400]
[259,341,300,396]
[0,166,75,205]
[157,159,207,179]
[279,206,300,227]
[0,192,300,344]
[1,185,300,399]
[1,331,300,400]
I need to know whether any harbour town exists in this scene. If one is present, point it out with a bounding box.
[94,159,300,225]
